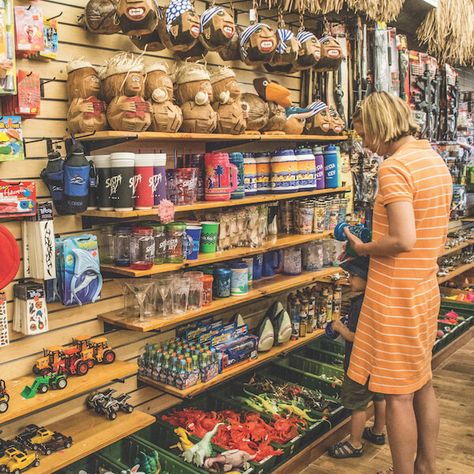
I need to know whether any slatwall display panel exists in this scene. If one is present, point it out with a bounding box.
[0,0,305,449]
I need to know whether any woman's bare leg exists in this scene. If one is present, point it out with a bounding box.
[413,381,439,474]
[385,392,417,474]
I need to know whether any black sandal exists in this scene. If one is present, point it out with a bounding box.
[363,427,386,445]
[328,440,364,458]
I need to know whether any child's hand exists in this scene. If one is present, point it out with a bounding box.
[344,227,366,255]
[332,319,344,333]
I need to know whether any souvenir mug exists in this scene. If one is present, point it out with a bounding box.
[204,152,238,201]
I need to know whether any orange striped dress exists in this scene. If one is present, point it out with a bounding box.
[347,139,452,395]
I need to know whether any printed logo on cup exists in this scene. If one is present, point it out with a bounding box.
[106,174,122,195]
[150,174,163,192]
[129,174,142,197]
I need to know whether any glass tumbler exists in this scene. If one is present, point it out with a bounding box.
[202,274,213,306]
[186,271,203,310]
[114,226,132,267]
[154,276,174,317]
[172,275,190,314]
[130,226,155,270]
[98,225,115,264]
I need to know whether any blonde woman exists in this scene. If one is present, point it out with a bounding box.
[345,92,452,474]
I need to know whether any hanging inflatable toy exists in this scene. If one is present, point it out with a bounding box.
[144,63,183,132]
[100,52,152,131]
[158,0,200,53]
[239,22,277,65]
[211,66,246,135]
[116,0,160,36]
[66,58,107,135]
[293,30,321,71]
[200,5,235,51]
[80,0,121,35]
[315,35,343,72]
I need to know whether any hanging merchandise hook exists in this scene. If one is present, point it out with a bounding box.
[26,4,32,10]
[26,71,33,77]
[249,0,258,25]
[46,12,63,21]
[40,77,56,97]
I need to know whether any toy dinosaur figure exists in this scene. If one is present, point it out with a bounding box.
[242,389,279,415]
[182,422,223,467]
[170,427,194,452]
[203,449,256,472]
[278,401,318,422]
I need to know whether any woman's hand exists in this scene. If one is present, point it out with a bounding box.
[344,227,367,256]
[332,319,344,333]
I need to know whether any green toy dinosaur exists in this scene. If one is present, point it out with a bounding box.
[182,422,223,467]
[277,401,318,422]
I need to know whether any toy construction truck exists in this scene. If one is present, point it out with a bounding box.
[0,380,8,414]
[21,372,68,399]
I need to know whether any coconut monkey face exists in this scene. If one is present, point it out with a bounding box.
[249,24,276,55]
[84,70,101,96]
[124,72,145,96]
[314,107,331,132]
[117,0,159,35]
[198,80,214,102]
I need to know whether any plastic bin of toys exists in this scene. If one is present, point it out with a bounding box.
[283,353,345,383]
[307,338,345,354]
[434,303,474,354]
[56,452,130,474]
[296,344,345,367]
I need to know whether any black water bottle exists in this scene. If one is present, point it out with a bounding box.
[63,142,90,214]
[41,149,65,215]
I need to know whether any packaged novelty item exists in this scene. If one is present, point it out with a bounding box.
[13,280,49,336]
[30,16,59,61]
[0,116,24,161]
[14,5,44,55]
[3,70,41,117]
[54,234,103,306]
[0,0,16,94]
[0,291,8,347]
[0,180,36,217]
[0,224,20,293]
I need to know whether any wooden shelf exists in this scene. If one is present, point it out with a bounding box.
[438,261,474,284]
[101,231,334,277]
[139,329,325,398]
[75,130,348,144]
[28,410,155,474]
[0,361,136,425]
[440,239,474,257]
[82,186,351,220]
[99,266,341,332]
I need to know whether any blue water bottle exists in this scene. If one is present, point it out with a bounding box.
[63,142,90,213]
[324,145,339,188]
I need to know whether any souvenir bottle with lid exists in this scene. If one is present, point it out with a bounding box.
[41,147,65,215]
[93,155,113,211]
[229,152,245,199]
[63,142,90,214]
[313,146,325,190]
[243,153,257,195]
[152,153,167,207]
[295,148,316,191]
[271,149,297,193]
[254,152,272,194]
[324,145,339,188]
[134,154,155,210]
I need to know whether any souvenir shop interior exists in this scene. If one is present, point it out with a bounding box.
[0,0,473,473]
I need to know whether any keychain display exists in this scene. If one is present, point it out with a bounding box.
[144,63,182,132]
[158,0,200,53]
[100,52,152,131]
[0,291,8,347]
[0,0,16,94]
[13,280,49,336]
[199,5,235,51]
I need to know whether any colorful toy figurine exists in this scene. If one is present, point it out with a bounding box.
[199,6,235,51]
[87,388,134,420]
[204,449,256,472]
[182,422,223,467]
[100,52,152,131]
[21,372,68,399]
[211,67,246,134]
[170,427,194,452]
[66,59,107,135]
[144,63,183,132]
[239,23,277,65]
[0,379,9,414]
[158,0,200,52]
[175,62,217,133]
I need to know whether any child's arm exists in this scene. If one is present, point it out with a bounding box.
[332,319,355,342]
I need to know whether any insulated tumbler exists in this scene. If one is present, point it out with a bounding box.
[110,152,135,211]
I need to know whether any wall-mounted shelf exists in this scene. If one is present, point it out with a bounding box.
[71,130,348,152]
[28,410,155,474]
[99,266,341,332]
[101,232,333,277]
[82,186,351,221]
[438,261,474,284]
[0,361,137,425]
[139,329,325,399]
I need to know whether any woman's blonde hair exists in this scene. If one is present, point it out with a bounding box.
[352,91,419,153]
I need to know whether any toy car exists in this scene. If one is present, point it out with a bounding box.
[20,372,68,399]
[15,425,72,455]
[0,447,39,473]
[86,389,134,421]
[0,380,8,414]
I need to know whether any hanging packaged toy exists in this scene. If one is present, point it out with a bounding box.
[81,0,122,35]
[0,180,36,217]
[35,16,59,61]
[55,234,102,306]
[158,0,200,53]
[14,5,44,55]
[199,5,235,52]
[100,52,152,131]
[0,116,24,161]
[117,0,160,37]
[67,58,107,134]
[4,70,41,117]
[13,280,49,336]
[0,0,16,94]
